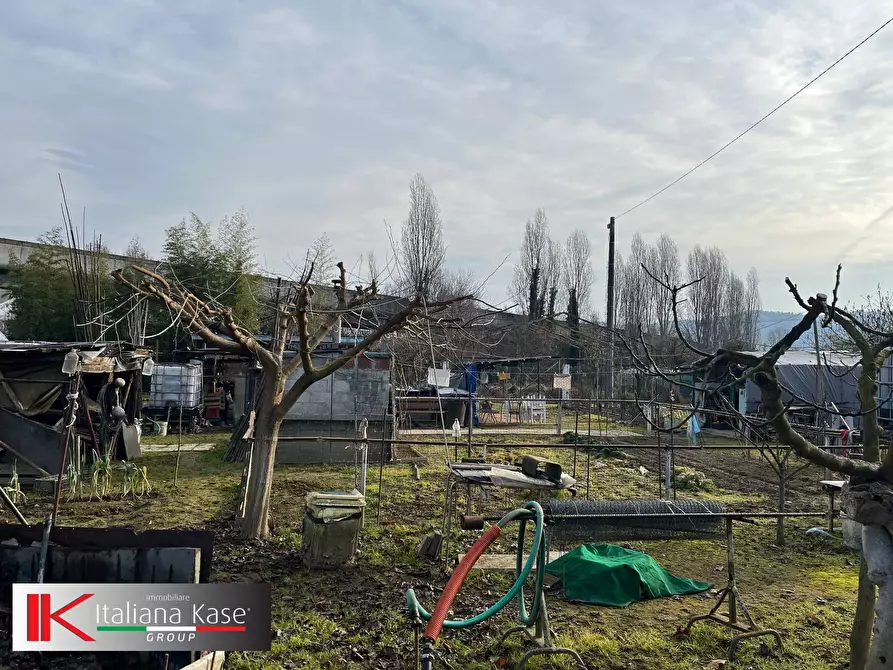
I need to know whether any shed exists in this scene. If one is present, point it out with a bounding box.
[0,341,150,475]
[739,349,862,416]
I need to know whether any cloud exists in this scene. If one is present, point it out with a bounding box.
[1,1,893,311]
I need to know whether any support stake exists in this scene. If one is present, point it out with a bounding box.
[683,518,783,660]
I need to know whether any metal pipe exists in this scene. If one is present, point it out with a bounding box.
[469,511,827,523]
[726,517,736,624]
[548,512,826,520]
[275,435,789,450]
[572,410,578,478]
[52,372,80,522]
[586,395,592,499]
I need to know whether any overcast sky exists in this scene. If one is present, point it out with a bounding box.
[2,1,893,312]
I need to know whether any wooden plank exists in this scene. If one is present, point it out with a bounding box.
[183,651,225,670]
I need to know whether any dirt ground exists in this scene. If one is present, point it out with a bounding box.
[2,434,860,670]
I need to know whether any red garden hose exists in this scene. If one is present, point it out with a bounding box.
[424,524,502,641]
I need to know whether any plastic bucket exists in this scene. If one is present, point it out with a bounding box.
[158,421,169,437]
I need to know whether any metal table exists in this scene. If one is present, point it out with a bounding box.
[441,462,576,561]
[820,480,846,532]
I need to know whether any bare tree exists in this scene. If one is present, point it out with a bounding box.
[614,235,760,365]
[564,229,593,357]
[685,245,727,348]
[511,208,549,317]
[364,250,380,285]
[764,326,789,348]
[400,174,445,299]
[125,236,148,260]
[113,262,468,539]
[434,267,479,302]
[744,268,762,346]
[617,233,653,332]
[308,233,336,279]
[564,231,592,303]
[648,234,679,338]
[543,238,564,319]
[722,272,746,347]
[828,287,893,354]
[621,265,893,670]
[122,237,150,345]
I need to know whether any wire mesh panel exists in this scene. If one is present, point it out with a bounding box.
[545,499,726,543]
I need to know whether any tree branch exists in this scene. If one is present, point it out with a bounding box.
[641,264,711,357]
[753,361,880,479]
[294,286,316,378]
[784,277,811,311]
[822,264,842,327]
[114,266,278,369]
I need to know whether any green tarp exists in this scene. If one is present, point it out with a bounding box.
[544,544,712,607]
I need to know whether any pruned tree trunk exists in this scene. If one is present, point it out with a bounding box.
[113,259,477,542]
[241,404,282,539]
[853,552,877,670]
[847,483,893,670]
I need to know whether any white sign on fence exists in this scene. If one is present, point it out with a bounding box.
[552,374,571,391]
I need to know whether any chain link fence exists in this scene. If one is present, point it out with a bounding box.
[327,398,856,553]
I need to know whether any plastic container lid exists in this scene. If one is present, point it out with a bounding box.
[306,490,366,521]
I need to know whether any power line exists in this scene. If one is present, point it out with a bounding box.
[616,14,893,220]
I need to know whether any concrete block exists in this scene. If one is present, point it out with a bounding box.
[843,519,862,551]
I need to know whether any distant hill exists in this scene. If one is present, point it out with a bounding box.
[757,311,821,348]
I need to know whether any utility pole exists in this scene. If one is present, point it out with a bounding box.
[606,217,616,399]
[812,305,826,431]
[271,277,282,344]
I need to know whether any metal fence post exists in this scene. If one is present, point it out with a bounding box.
[573,408,579,478]
[777,455,787,547]
[665,407,673,499]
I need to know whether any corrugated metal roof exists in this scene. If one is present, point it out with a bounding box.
[0,341,109,352]
[740,349,861,367]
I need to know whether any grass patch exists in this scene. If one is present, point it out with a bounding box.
[9,429,862,669]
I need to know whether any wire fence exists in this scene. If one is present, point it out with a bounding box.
[282,432,842,552]
[277,398,859,555]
